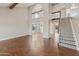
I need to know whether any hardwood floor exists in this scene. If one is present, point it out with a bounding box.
[0,34,79,56]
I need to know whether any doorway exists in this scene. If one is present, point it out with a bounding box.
[32,22,43,34]
[31,22,44,49]
[50,11,61,45]
[32,22,43,40]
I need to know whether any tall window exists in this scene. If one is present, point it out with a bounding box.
[32,4,44,19]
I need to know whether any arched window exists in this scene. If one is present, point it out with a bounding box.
[32,4,44,19]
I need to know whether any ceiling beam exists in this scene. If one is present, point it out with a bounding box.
[9,3,18,9]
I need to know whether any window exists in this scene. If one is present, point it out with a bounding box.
[32,4,44,19]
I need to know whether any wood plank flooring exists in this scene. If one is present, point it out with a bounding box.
[0,34,79,56]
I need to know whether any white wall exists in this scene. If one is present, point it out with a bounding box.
[49,4,55,37]
[0,7,29,40]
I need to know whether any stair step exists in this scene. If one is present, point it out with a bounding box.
[59,41,76,46]
[59,40,76,46]
[59,37,75,42]
[59,43,76,50]
[59,35,74,38]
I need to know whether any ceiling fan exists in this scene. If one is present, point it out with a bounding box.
[9,3,18,9]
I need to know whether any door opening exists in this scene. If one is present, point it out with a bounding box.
[50,11,61,45]
[32,22,43,40]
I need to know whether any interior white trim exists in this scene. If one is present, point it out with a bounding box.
[0,34,27,41]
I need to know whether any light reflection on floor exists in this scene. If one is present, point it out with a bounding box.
[30,32,44,51]
[55,32,59,45]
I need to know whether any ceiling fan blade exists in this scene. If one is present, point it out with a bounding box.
[9,3,18,9]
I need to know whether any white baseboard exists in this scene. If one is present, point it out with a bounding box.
[0,34,50,41]
[0,34,28,41]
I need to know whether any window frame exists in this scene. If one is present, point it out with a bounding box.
[32,5,44,19]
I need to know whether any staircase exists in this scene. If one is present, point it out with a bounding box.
[59,17,77,50]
